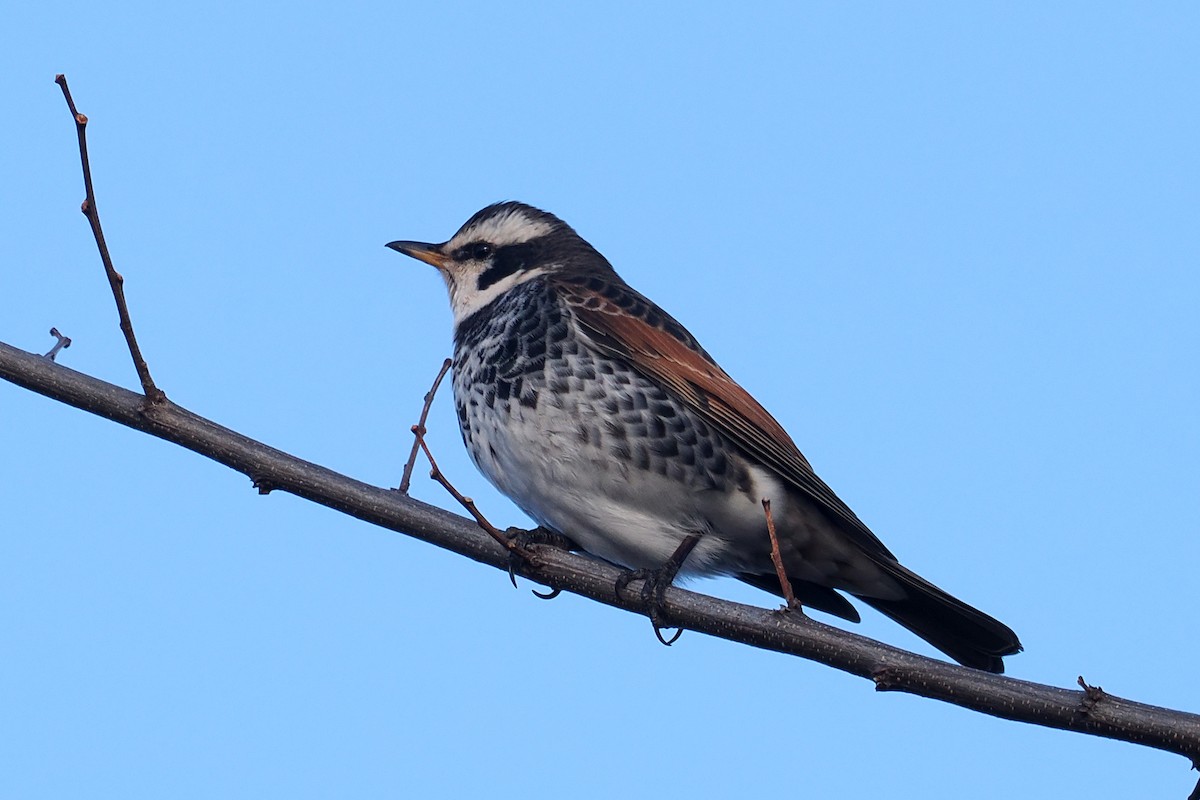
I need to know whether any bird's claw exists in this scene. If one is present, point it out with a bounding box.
[616,567,685,646]
[653,620,685,646]
[504,526,573,597]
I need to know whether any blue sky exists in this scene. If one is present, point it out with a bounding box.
[3,3,1198,798]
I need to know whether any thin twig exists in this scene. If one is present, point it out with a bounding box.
[54,74,164,403]
[411,424,543,590]
[398,357,452,493]
[410,423,515,553]
[762,498,797,607]
[44,328,72,361]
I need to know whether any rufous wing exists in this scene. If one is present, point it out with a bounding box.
[559,276,894,559]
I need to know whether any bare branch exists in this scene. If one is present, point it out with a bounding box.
[411,422,549,590]
[761,498,797,608]
[4,339,1200,782]
[398,357,452,493]
[410,421,513,553]
[54,74,164,403]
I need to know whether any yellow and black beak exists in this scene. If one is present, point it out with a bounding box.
[385,240,449,269]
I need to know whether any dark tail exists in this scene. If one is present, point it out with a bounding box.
[855,560,1022,673]
[739,562,1021,672]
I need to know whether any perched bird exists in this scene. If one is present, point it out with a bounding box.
[388,202,1021,672]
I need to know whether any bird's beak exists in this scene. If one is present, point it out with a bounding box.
[386,240,448,269]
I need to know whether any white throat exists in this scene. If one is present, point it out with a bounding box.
[445,267,547,325]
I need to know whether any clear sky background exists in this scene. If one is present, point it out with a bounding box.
[3,3,1198,798]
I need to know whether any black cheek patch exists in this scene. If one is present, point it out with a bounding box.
[477,242,539,291]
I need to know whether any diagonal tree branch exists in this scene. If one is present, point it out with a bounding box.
[3,339,1200,786]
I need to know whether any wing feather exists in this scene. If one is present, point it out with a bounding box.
[558,276,895,559]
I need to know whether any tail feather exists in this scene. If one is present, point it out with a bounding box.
[739,562,1021,673]
[737,572,862,623]
[856,561,1022,673]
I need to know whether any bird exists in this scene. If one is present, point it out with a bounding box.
[387,201,1022,672]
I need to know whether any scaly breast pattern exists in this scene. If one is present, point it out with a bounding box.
[449,278,747,570]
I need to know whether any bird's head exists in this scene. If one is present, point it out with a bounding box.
[387,201,613,323]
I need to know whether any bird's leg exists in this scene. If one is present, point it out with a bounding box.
[615,532,702,645]
[503,526,577,598]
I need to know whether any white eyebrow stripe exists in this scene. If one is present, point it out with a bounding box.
[451,209,554,250]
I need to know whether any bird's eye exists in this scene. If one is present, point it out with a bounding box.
[469,242,493,261]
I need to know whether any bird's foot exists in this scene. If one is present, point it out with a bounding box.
[615,566,685,645]
[504,526,575,598]
[614,532,702,646]
[506,526,575,552]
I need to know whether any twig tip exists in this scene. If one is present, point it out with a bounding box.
[44,327,73,361]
